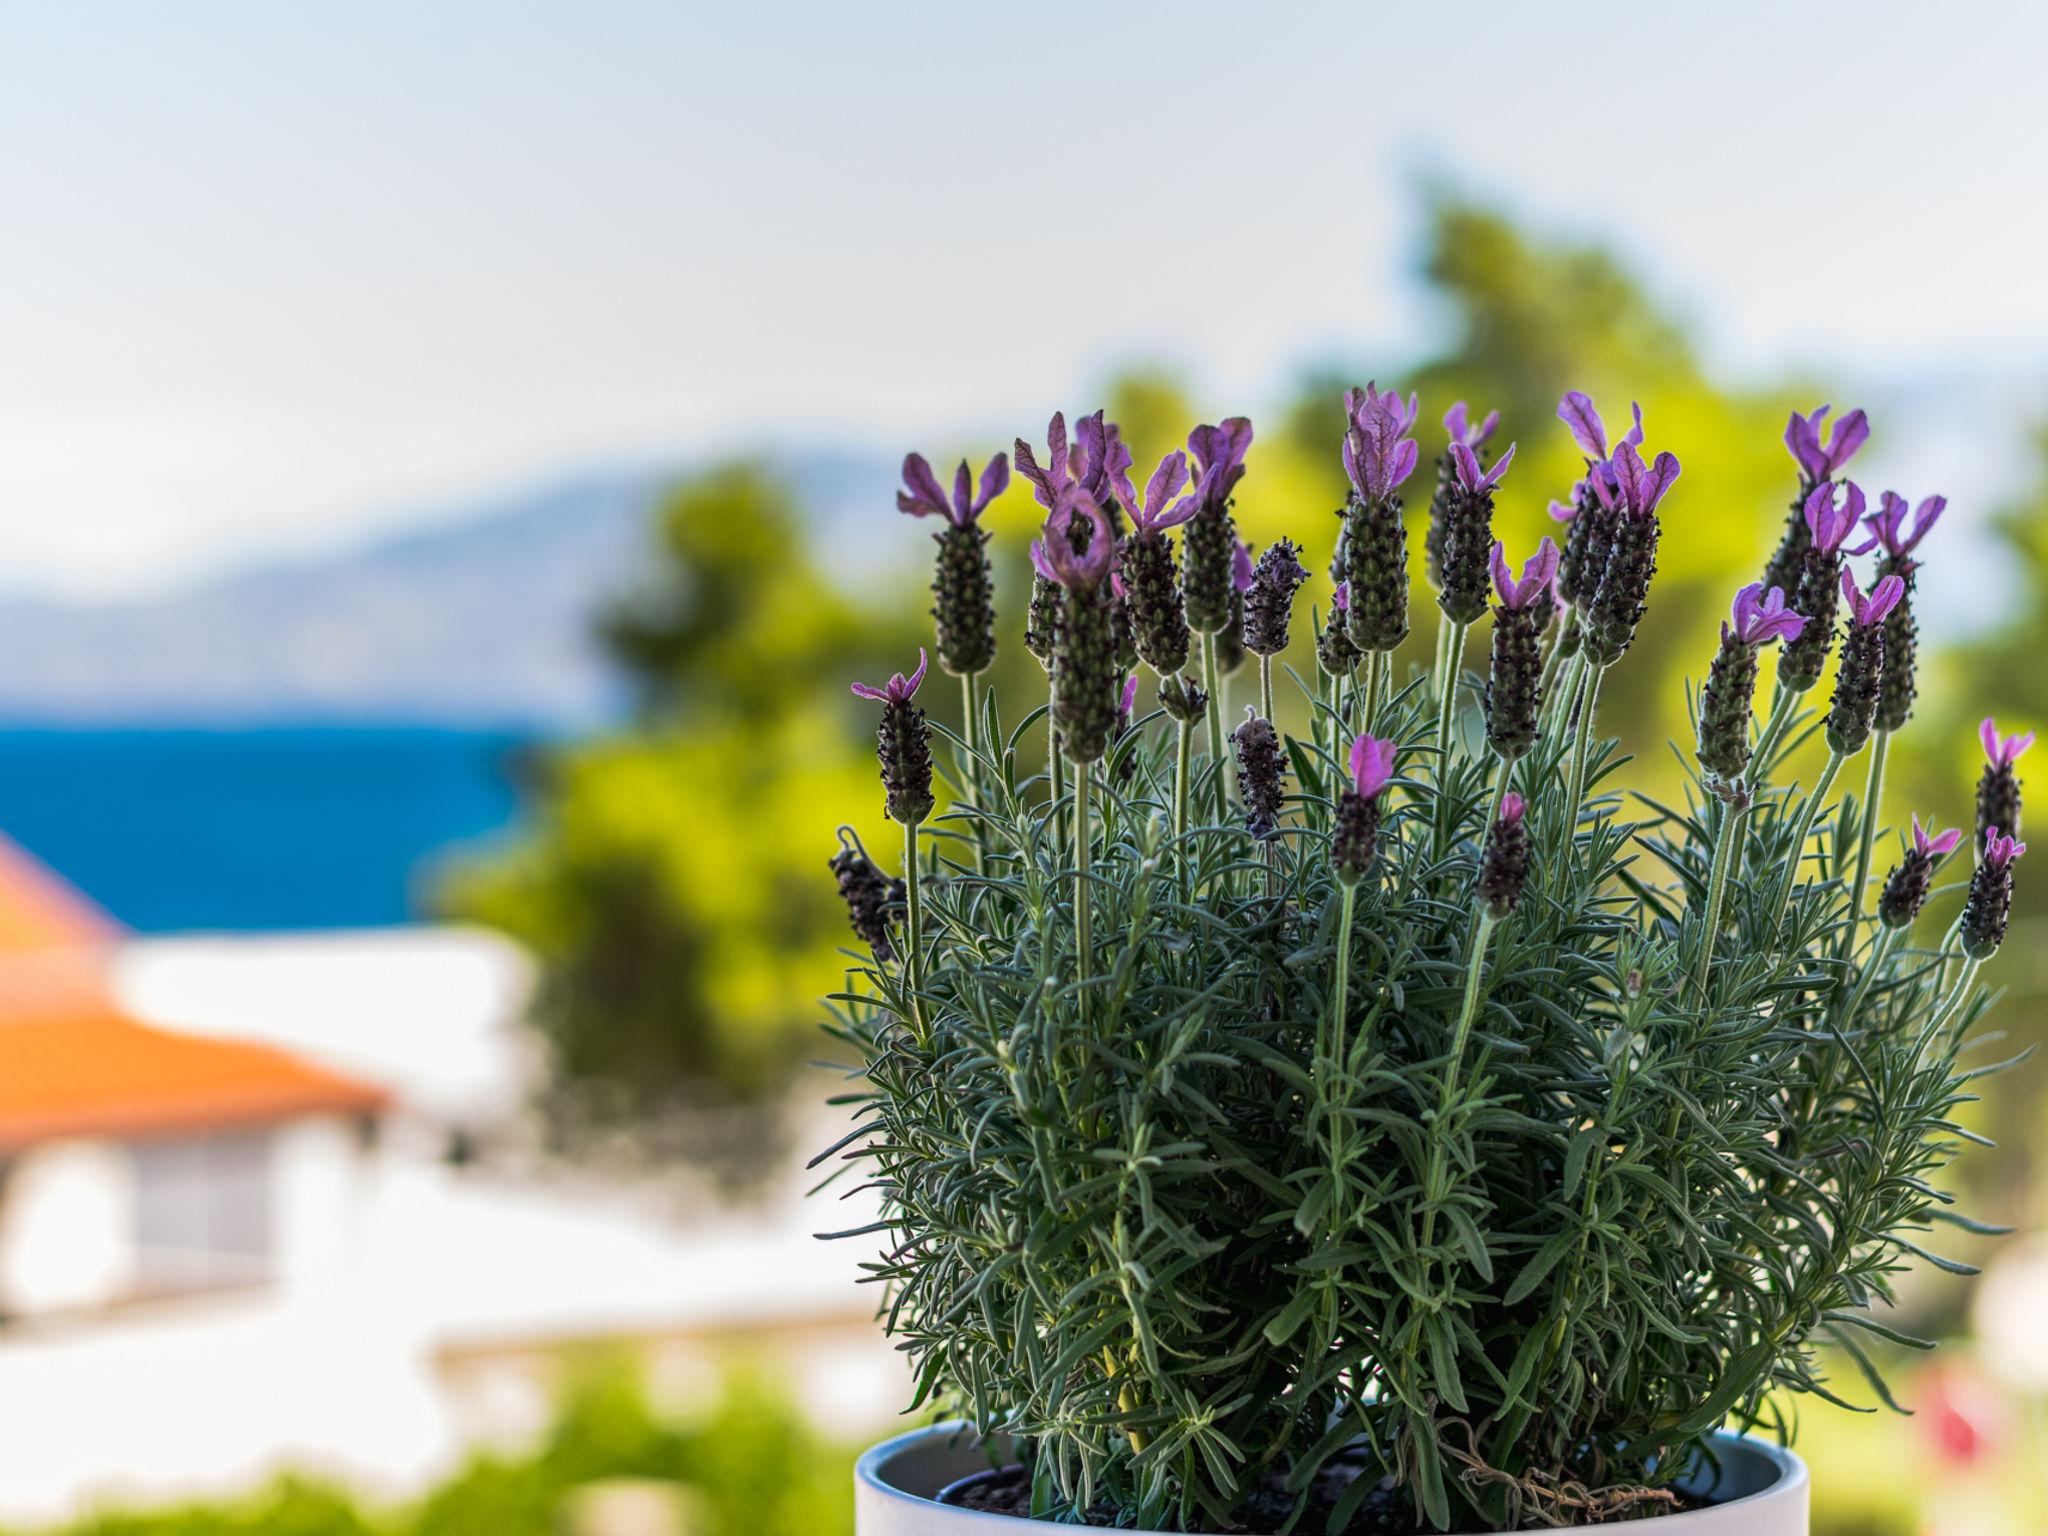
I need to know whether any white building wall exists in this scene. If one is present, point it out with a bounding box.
[271,1114,366,1282]
[0,1139,134,1316]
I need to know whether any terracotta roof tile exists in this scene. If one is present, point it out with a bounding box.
[0,1005,388,1147]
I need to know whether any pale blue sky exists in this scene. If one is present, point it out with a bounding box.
[2,1,2044,596]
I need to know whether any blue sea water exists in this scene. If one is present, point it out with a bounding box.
[0,726,537,933]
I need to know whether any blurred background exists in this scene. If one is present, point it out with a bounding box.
[1,3,2046,1532]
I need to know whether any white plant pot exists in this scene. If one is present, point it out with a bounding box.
[856,1422,1808,1535]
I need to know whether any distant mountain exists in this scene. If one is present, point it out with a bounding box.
[0,450,899,728]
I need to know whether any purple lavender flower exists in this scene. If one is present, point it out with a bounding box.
[1827,570,1906,754]
[1350,733,1397,799]
[1978,717,2034,856]
[1851,492,1946,564]
[1699,585,1802,780]
[1724,583,1807,646]
[1485,539,1557,761]
[1880,813,1962,928]
[1784,404,1870,485]
[1840,568,1906,628]
[1332,581,1350,611]
[1983,718,2037,768]
[853,649,934,824]
[1983,828,2027,871]
[1444,400,1500,449]
[1331,732,1396,884]
[1606,440,1681,518]
[897,452,1010,527]
[1914,814,1965,858]
[1074,410,1130,503]
[1031,488,1115,592]
[1489,537,1560,612]
[1188,417,1255,511]
[1449,439,1517,495]
[1341,383,1422,503]
[1479,790,1530,918]
[1013,412,1075,510]
[1963,825,2027,956]
[1181,417,1254,635]
[1111,450,1199,533]
[1803,480,1867,555]
[1553,394,1644,615]
[1778,481,1865,694]
[850,649,930,704]
[1582,440,1680,665]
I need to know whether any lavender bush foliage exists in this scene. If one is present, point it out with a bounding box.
[821,389,2019,1532]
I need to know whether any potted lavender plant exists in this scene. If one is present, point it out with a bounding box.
[821,393,2021,1533]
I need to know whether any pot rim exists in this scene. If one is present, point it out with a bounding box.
[856,1420,1809,1533]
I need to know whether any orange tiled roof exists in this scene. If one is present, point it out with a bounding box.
[0,1003,388,1148]
[0,834,117,952]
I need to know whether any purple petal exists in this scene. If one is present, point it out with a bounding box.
[1730,582,1763,639]
[1863,573,1905,625]
[1907,495,1947,553]
[1498,791,1526,826]
[1443,401,1469,442]
[1557,390,1608,459]
[1030,538,1056,583]
[1621,403,1645,450]
[902,649,929,698]
[1331,581,1350,611]
[1826,408,1870,472]
[1982,716,2003,765]
[1473,409,1501,447]
[1489,540,1513,605]
[951,461,974,523]
[1387,437,1420,492]
[1350,733,1397,800]
[1610,441,1647,514]
[1449,441,1482,492]
[972,454,1010,517]
[1638,450,1681,515]
[1142,451,1191,528]
[850,681,889,701]
[898,452,952,518]
[1479,440,1517,493]
[1232,539,1255,592]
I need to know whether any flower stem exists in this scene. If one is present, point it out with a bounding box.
[1536,611,1576,711]
[1842,729,1891,949]
[1047,677,1064,842]
[1693,793,1748,1003]
[1173,715,1192,899]
[1201,631,1225,814]
[903,818,925,1032]
[1330,881,1357,1056]
[1359,653,1381,737]
[961,671,984,876]
[1418,911,1499,1270]
[1928,955,1982,1042]
[1259,652,1274,726]
[1564,662,1607,822]
[1074,759,1094,1002]
[1436,619,1470,760]
[1751,680,1799,781]
[1837,923,1903,1028]
[1763,749,1846,945]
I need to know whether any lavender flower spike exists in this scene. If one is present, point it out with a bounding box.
[1450,440,1517,495]
[1490,536,1561,611]
[1840,568,1906,628]
[1785,404,1870,484]
[1112,450,1199,533]
[1978,717,2033,855]
[1726,583,1806,645]
[1983,718,2037,767]
[1444,401,1500,449]
[1880,813,1961,928]
[897,452,1009,527]
[1479,790,1531,918]
[1963,826,2026,956]
[1827,569,1904,754]
[1851,491,1946,562]
[1330,731,1396,885]
[851,648,930,704]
